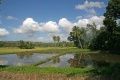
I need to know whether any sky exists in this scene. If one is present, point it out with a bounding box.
[0,0,109,42]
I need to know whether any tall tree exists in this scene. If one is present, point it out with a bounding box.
[52,36,57,47]
[69,26,83,48]
[89,0,120,53]
[103,0,120,33]
[56,36,60,46]
[56,36,60,43]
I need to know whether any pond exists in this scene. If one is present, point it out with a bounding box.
[39,53,120,68]
[0,53,56,66]
[0,53,120,68]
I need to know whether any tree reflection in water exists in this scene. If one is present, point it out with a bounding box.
[68,54,110,68]
[16,53,34,59]
[52,57,60,63]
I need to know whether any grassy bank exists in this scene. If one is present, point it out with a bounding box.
[0,47,94,54]
[1,63,120,80]
[0,66,92,77]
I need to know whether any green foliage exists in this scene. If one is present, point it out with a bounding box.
[90,63,120,80]
[68,23,99,49]
[68,26,83,48]
[0,41,5,47]
[89,0,120,53]
[18,40,35,49]
[104,0,120,33]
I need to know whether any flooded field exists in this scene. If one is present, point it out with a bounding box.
[0,53,120,67]
[0,53,56,66]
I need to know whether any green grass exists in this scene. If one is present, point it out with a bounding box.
[0,66,93,77]
[1,63,120,79]
[0,47,95,54]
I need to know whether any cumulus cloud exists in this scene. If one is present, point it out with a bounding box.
[12,16,105,42]
[13,18,42,34]
[59,18,74,33]
[77,16,105,29]
[76,1,105,17]
[7,16,18,20]
[0,28,9,38]
[43,21,59,33]
[75,0,105,10]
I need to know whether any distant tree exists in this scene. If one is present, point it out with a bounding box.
[52,36,57,47]
[56,36,60,43]
[0,41,5,47]
[19,40,25,49]
[56,36,60,46]
[18,40,34,49]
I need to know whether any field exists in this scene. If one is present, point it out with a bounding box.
[0,47,93,54]
[0,47,118,80]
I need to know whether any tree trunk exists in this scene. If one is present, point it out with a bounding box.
[78,38,83,49]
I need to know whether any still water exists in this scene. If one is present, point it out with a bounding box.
[0,53,120,68]
[39,53,120,68]
[0,53,56,66]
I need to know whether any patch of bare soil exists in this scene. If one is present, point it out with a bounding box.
[0,71,82,80]
[0,71,111,80]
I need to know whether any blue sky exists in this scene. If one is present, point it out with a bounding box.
[0,0,109,42]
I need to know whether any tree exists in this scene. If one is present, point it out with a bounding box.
[52,36,61,47]
[68,26,83,48]
[89,0,120,53]
[103,0,120,33]
[18,40,35,49]
[56,36,60,43]
[52,36,57,47]
[56,36,60,46]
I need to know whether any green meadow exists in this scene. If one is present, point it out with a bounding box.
[0,47,92,54]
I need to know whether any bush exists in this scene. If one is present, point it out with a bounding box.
[18,40,35,49]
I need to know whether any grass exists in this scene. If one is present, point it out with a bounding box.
[1,63,120,79]
[0,47,95,54]
[0,66,93,77]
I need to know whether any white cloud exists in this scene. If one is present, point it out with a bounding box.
[59,18,74,33]
[75,1,105,17]
[77,16,105,29]
[0,28,9,38]
[76,16,82,19]
[13,18,42,34]
[43,21,59,33]
[7,16,18,20]
[12,16,105,42]
[88,9,96,15]
[75,0,105,10]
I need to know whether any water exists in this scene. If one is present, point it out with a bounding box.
[0,53,120,68]
[39,53,120,68]
[0,53,56,66]
[39,54,74,67]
